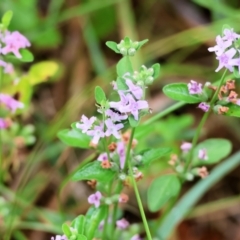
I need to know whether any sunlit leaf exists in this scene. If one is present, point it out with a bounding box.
[116,56,133,77]
[28,61,59,85]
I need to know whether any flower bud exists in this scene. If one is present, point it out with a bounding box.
[120,47,127,55]
[175,165,184,173]
[185,172,194,181]
[128,48,136,56]
[145,76,154,85]
[117,44,122,50]
[119,173,127,181]
[147,68,154,76]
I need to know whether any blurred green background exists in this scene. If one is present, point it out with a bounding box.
[1,0,240,239]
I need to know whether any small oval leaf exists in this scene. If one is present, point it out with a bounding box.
[148,175,181,212]
[163,83,202,103]
[71,161,116,182]
[95,86,106,104]
[57,129,91,149]
[116,56,133,77]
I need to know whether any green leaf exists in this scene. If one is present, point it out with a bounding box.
[163,83,203,103]
[225,103,240,117]
[85,205,108,239]
[95,86,106,104]
[137,39,149,50]
[148,175,181,212]
[28,61,59,85]
[193,138,232,166]
[141,148,172,166]
[116,56,133,77]
[57,129,91,149]
[76,234,87,240]
[157,151,240,240]
[71,161,116,182]
[152,63,161,79]
[62,223,71,238]
[233,67,240,78]
[124,36,131,46]
[128,115,139,127]
[1,11,13,29]
[116,77,128,90]
[19,49,34,62]
[105,41,120,53]
[71,215,86,234]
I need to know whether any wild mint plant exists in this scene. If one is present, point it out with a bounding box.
[56,26,240,240]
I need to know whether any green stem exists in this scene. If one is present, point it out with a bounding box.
[125,128,153,240]
[143,101,186,126]
[0,66,3,184]
[128,160,153,240]
[102,206,109,239]
[184,69,228,171]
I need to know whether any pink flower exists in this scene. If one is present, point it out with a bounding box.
[208,35,232,56]
[222,29,240,43]
[0,94,24,112]
[76,115,96,133]
[105,118,123,139]
[215,48,236,72]
[116,218,129,229]
[187,80,202,95]
[120,94,148,120]
[0,118,8,129]
[88,191,102,208]
[180,142,192,153]
[117,141,126,169]
[198,149,208,160]
[87,123,105,144]
[97,153,108,161]
[0,60,14,74]
[198,102,210,112]
[105,108,128,122]
[51,235,67,240]
[125,78,143,99]
[131,235,142,240]
[1,31,31,58]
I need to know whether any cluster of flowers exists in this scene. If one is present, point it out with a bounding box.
[76,73,149,144]
[208,28,240,73]
[0,30,31,128]
[188,79,240,114]
[168,142,209,180]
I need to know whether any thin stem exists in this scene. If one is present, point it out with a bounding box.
[128,160,153,240]
[184,69,228,171]
[143,101,186,126]
[125,128,153,240]
[0,66,3,184]
[102,206,110,239]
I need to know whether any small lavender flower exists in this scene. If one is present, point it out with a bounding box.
[0,60,14,74]
[0,93,24,112]
[76,115,96,133]
[198,149,208,160]
[215,48,236,72]
[208,35,232,56]
[0,118,7,129]
[51,235,67,240]
[117,141,126,169]
[125,78,143,99]
[109,91,129,110]
[120,94,148,120]
[116,218,129,229]
[97,152,108,161]
[105,109,128,122]
[180,142,192,153]
[88,191,102,208]
[87,123,105,144]
[222,28,240,43]
[1,31,31,58]
[198,102,210,112]
[131,234,142,240]
[229,56,240,74]
[187,80,203,95]
[105,118,124,139]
